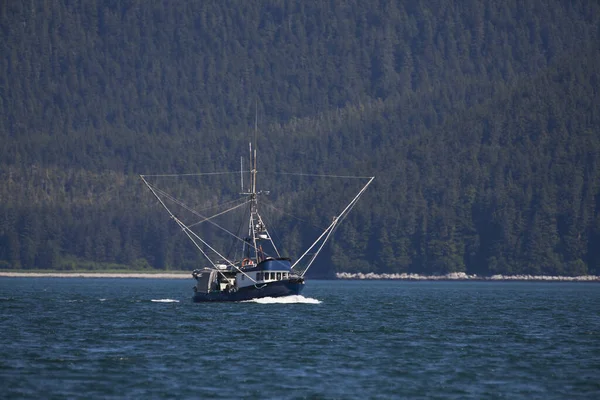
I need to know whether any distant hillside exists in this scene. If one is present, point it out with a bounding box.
[1,0,599,275]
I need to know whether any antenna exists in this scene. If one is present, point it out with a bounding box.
[252,100,258,195]
[248,142,253,193]
[251,100,259,263]
[240,156,243,191]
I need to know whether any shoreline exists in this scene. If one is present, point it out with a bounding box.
[336,272,600,282]
[1,271,599,281]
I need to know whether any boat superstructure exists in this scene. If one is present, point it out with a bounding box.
[141,127,373,302]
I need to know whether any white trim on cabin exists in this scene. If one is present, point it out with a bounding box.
[235,271,290,288]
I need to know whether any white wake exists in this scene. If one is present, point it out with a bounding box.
[245,295,321,304]
[151,299,180,303]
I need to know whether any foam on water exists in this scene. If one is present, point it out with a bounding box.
[244,295,321,304]
[150,299,180,303]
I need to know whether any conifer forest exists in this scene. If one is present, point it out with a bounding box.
[1,0,600,276]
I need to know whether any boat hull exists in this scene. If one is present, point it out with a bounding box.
[192,279,304,302]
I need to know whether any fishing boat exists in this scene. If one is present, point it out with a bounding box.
[140,131,373,302]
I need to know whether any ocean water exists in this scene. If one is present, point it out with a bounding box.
[1,278,599,399]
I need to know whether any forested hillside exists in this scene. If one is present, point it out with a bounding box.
[1,0,600,276]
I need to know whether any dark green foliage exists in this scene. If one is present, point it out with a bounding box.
[1,0,599,275]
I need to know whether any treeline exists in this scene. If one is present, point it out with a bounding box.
[1,0,599,276]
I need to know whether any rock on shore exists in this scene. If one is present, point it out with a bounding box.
[336,272,600,281]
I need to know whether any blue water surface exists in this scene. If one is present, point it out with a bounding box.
[1,278,599,399]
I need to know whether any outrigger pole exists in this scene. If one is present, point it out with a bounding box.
[292,176,375,277]
[140,174,259,283]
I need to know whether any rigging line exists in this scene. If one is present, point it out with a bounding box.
[140,175,227,279]
[149,184,248,230]
[300,177,374,276]
[250,211,258,264]
[299,191,366,276]
[142,175,257,283]
[262,199,328,231]
[269,172,375,179]
[187,200,250,229]
[147,183,253,246]
[194,196,250,214]
[253,212,280,258]
[150,184,266,257]
[141,171,250,177]
[258,214,281,257]
[226,201,250,260]
[171,217,228,280]
[293,176,375,272]
[329,192,363,235]
[258,212,282,257]
[238,210,285,262]
[291,220,335,270]
[300,217,339,277]
[150,184,246,215]
[174,216,257,283]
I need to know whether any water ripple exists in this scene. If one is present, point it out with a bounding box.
[0,278,599,399]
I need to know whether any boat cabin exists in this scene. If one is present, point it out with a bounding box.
[192,257,295,293]
[236,257,293,289]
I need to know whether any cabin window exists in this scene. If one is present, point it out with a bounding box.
[276,272,281,280]
[241,275,245,281]
[282,272,287,279]
[271,272,275,280]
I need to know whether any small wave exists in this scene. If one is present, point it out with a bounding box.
[99,298,107,302]
[151,299,180,303]
[245,295,321,304]
[336,272,600,281]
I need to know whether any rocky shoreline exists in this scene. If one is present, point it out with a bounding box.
[336,272,600,281]
[2,271,599,281]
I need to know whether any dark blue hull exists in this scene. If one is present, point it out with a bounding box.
[192,279,305,302]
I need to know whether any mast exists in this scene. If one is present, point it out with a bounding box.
[253,102,258,195]
[249,139,258,264]
[244,103,278,264]
[250,106,259,263]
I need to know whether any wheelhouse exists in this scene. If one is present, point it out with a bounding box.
[236,257,293,288]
